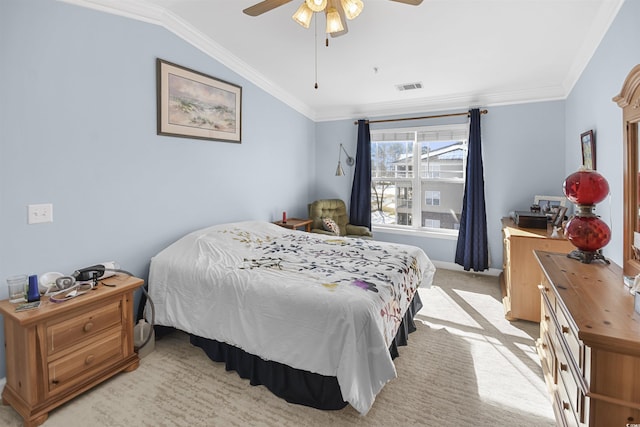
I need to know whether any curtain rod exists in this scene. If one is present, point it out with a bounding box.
[353,109,488,125]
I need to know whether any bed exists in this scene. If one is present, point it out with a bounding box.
[147,221,435,415]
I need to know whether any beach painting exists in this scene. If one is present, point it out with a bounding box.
[157,59,241,143]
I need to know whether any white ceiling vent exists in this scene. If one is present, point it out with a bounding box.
[396,82,423,91]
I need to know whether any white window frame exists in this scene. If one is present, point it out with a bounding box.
[370,123,468,239]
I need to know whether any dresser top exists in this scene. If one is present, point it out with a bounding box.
[535,251,640,356]
[0,274,143,325]
[501,217,565,239]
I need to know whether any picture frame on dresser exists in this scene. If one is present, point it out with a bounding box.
[551,206,567,227]
[533,195,567,216]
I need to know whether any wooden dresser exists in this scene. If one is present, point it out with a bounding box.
[501,217,574,322]
[0,274,143,427]
[535,251,640,426]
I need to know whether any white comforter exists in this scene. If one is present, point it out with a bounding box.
[148,221,435,414]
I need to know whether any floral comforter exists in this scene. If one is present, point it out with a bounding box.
[148,221,435,414]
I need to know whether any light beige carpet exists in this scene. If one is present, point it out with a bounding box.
[0,269,555,426]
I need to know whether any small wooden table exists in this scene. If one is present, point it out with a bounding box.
[273,218,313,232]
[0,274,143,427]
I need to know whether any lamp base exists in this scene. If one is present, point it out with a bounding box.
[566,249,610,264]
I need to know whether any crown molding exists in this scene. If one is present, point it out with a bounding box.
[561,0,626,95]
[58,0,618,123]
[313,84,567,122]
[58,0,316,120]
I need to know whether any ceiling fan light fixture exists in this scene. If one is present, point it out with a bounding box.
[340,0,363,20]
[325,6,344,33]
[306,0,327,12]
[292,2,314,28]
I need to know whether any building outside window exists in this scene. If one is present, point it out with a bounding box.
[370,123,468,234]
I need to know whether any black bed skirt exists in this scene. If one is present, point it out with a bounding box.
[190,292,423,411]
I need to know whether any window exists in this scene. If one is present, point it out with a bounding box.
[370,124,468,233]
[425,191,441,206]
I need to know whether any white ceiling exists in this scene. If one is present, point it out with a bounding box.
[64,0,624,121]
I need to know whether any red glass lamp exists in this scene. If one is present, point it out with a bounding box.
[562,169,611,263]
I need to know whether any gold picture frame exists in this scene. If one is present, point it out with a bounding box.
[157,59,242,143]
[581,130,595,169]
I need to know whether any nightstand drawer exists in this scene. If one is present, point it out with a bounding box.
[48,329,123,393]
[46,300,122,355]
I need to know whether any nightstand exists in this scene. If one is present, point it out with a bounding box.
[273,218,313,232]
[0,274,143,427]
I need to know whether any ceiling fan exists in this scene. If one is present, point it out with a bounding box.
[243,0,423,37]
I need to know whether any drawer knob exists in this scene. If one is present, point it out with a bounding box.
[83,322,94,333]
[563,401,570,411]
[562,325,570,334]
[560,363,568,372]
[544,315,550,322]
[85,354,95,365]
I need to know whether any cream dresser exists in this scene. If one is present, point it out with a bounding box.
[535,251,640,426]
[0,274,143,427]
[501,217,574,322]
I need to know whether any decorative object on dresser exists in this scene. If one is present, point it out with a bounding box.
[562,169,611,263]
[500,217,574,322]
[534,251,640,426]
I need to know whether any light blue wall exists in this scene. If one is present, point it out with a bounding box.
[315,102,567,270]
[0,0,315,378]
[564,0,640,267]
[0,0,637,382]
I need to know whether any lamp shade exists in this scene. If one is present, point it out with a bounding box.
[306,0,327,12]
[292,2,314,28]
[563,169,609,205]
[340,0,363,19]
[325,6,344,33]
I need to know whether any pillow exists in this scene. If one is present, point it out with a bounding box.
[322,217,340,236]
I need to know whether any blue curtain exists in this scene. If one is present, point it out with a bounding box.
[349,119,371,229]
[455,109,488,271]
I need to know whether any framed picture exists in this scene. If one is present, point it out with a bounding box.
[581,130,595,169]
[157,59,242,143]
[533,195,567,216]
[552,206,567,228]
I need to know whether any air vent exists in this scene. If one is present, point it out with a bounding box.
[396,82,423,91]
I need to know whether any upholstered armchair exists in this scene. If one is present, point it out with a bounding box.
[308,199,373,239]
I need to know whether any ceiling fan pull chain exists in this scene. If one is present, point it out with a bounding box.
[314,13,319,89]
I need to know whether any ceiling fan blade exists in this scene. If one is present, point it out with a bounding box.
[389,0,424,5]
[243,0,294,16]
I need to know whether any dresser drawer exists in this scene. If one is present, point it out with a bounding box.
[46,300,122,355]
[48,329,123,394]
[554,305,582,373]
[540,278,556,313]
[539,327,556,381]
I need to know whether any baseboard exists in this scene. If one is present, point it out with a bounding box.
[432,260,501,277]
